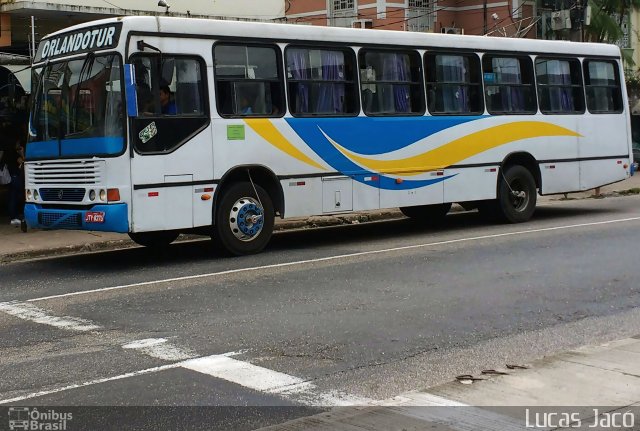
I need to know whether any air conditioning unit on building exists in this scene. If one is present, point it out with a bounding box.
[550,10,571,30]
[441,27,464,35]
[352,20,373,29]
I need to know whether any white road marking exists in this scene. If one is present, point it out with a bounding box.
[180,355,373,406]
[122,338,197,361]
[0,301,100,332]
[180,355,312,394]
[180,354,373,406]
[0,363,180,404]
[0,351,373,406]
[23,216,640,304]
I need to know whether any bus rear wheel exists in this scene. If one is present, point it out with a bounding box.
[129,231,179,248]
[213,182,274,256]
[496,165,537,223]
[400,203,452,223]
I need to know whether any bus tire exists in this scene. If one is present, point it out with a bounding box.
[213,182,274,256]
[129,231,179,248]
[400,203,452,222]
[497,165,537,223]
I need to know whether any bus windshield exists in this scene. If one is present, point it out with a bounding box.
[28,54,124,159]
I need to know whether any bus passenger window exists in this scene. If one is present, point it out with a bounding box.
[359,49,424,116]
[285,47,358,116]
[584,60,622,113]
[214,44,284,118]
[483,55,536,115]
[425,53,483,115]
[536,58,584,114]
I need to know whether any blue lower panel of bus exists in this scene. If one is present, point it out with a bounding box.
[24,203,129,233]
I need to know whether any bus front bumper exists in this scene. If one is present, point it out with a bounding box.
[24,203,129,233]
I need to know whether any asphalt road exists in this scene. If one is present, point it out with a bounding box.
[1,196,640,430]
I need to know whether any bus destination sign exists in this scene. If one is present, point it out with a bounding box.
[36,23,122,62]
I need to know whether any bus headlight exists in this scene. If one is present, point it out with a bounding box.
[89,190,96,201]
[33,189,39,201]
[26,189,32,200]
[99,189,107,201]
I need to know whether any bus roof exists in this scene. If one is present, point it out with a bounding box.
[43,15,621,59]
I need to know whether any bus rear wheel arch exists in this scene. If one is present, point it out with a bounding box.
[213,181,275,255]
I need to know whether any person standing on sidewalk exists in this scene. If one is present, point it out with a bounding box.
[1,133,25,226]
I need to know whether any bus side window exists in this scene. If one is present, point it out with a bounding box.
[214,43,284,118]
[584,60,623,114]
[425,52,483,115]
[285,46,358,116]
[535,57,584,115]
[482,55,536,115]
[358,49,424,116]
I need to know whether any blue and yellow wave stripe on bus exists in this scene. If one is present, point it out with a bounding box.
[246,117,581,191]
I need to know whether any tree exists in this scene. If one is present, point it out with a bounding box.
[584,0,640,43]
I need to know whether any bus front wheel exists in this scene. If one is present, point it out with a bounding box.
[213,182,274,256]
[129,231,179,248]
[496,165,537,223]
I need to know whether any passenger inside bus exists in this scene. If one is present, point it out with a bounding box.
[160,85,177,115]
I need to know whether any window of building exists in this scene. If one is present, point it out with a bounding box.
[333,0,354,11]
[535,58,584,114]
[425,53,483,115]
[286,47,358,116]
[214,44,284,117]
[584,60,622,113]
[359,50,424,116]
[130,55,208,153]
[483,55,536,114]
[330,0,356,27]
[407,0,434,33]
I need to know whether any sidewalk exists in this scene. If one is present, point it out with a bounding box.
[258,336,640,430]
[1,174,639,263]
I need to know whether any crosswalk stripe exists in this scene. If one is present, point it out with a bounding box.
[122,338,197,361]
[0,301,100,332]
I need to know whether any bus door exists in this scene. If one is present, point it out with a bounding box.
[125,53,212,232]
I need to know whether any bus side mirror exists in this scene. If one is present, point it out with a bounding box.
[124,64,138,117]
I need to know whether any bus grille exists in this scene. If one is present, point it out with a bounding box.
[26,160,104,185]
[38,212,83,228]
[39,188,86,202]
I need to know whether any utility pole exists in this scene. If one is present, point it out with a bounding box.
[576,0,584,42]
[483,0,488,34]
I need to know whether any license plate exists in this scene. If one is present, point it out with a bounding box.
[85,212,105,223]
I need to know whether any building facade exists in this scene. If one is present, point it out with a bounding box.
[0,0,285,60]
[285,0,537,38]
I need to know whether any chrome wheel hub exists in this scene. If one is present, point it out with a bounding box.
[229,197,264,241]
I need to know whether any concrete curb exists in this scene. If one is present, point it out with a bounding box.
[0,238,136,264]
[2,189,638,264]
[0,209,407,264]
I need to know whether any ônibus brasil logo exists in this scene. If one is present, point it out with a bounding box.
[8,407,72,431]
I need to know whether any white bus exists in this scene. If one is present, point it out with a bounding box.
[25,17,634,255]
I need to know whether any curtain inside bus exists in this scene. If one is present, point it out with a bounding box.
[27,54,124,159]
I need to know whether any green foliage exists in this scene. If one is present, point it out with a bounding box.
[585,0,640,43]
[627,70,640,91]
